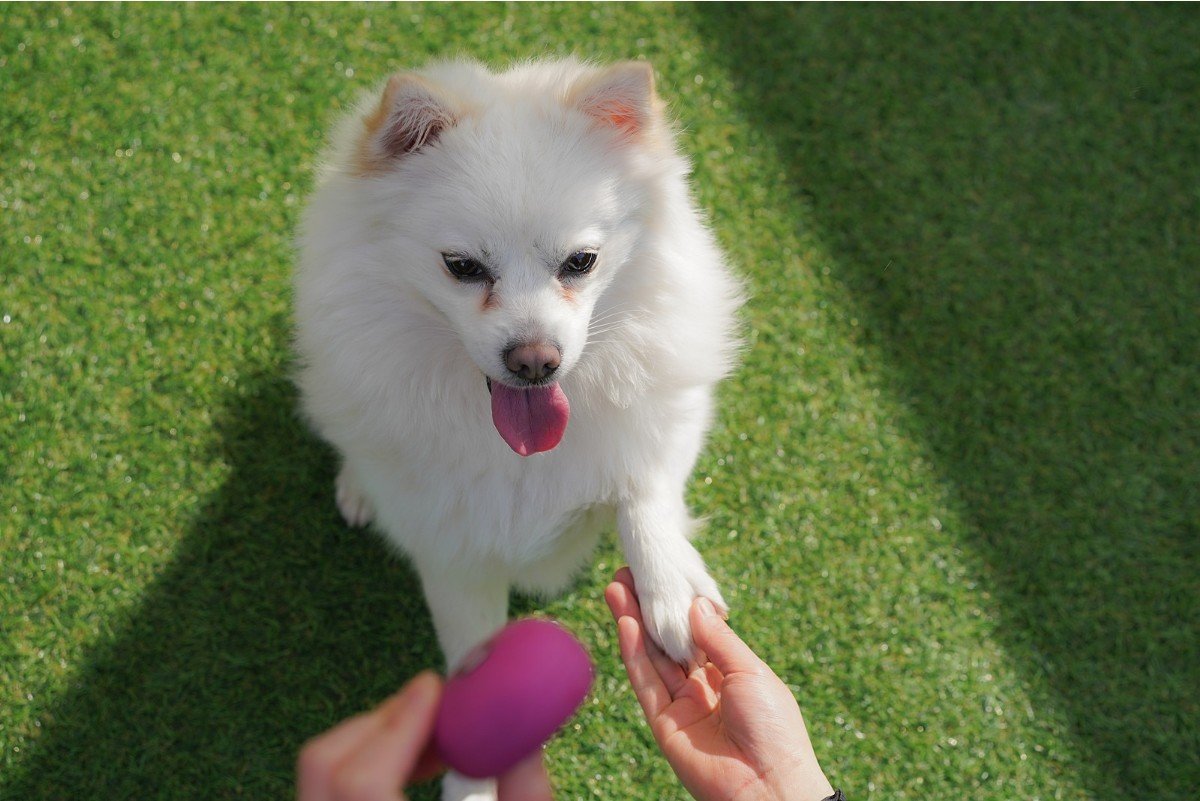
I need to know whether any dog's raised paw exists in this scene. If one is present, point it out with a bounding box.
[335,466,375,528]
[637,552,728,665]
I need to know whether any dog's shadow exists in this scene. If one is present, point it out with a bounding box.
[7,372,444,800]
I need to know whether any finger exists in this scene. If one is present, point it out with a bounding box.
[616,614,675,723]
[496,750,554,801]
[604,576,648,626]
[690,597,766,677]
[613,566,635,591]
[298,710,386,800]
[703,661,724,688]
[605,579,687,694]
[603,579,630,622]
[696,662,724,708]
[297,684,426,801]
[331,671,443,801]
[299,715,376,801]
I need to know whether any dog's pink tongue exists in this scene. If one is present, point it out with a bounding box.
[490,383,570,457]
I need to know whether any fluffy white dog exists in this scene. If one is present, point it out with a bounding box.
[294,58,741,798]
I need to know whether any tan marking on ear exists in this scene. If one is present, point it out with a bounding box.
[356,75,402,176]
[355,74,454,177]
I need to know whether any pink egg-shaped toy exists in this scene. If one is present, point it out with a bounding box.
[433,618,594,779]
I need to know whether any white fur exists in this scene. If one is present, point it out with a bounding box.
[294,58,741,798]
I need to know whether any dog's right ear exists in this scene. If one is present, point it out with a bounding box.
[357,74,458,175]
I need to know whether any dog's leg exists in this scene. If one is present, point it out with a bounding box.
[441,774,496,801]
[334,461,375,528]
[417,562,508,801]
[418,560,509,669]
[617,487,727,665]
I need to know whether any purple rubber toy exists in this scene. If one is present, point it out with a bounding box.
[433,618,594,779]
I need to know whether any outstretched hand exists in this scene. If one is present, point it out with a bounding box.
[605,568,833,801]
[296,671,553,801]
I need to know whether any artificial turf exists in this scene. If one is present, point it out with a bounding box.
[2,4,1196,800]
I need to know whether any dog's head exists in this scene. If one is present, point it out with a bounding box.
[348,60,672,455]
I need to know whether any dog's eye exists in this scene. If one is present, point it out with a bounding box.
[443,254,487,281]
[560,250,597,277]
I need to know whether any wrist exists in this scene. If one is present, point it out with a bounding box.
[729,758,832,801]
[770,759,833,801]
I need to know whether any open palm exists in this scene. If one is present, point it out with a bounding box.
[605,568,832,801]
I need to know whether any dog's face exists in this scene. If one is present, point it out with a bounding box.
[353,62,664,454]
[400,135,622,392]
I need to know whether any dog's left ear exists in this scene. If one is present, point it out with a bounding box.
[572,61,660,139]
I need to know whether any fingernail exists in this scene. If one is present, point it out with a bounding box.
[696,597,716,618]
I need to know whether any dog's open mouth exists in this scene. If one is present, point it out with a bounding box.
[486,378,570,457]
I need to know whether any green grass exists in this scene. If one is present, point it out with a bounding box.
[2,4,1197,800]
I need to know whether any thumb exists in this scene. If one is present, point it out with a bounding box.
[497,749,554,801]
[690,597,764,676]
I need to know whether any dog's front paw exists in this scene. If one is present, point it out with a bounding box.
[442,773,496,801]
[637,550,728,665]
[335,465,375,528]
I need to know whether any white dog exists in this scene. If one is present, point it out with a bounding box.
[294,58,741,799]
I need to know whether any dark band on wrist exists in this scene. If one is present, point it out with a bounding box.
[822,791,845,801]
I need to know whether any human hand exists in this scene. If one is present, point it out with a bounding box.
[297,670,555,801]
[605,568,833,801]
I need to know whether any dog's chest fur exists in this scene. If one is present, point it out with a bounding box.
[353,374,679,568]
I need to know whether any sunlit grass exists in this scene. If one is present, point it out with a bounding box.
[2,4,1196,800]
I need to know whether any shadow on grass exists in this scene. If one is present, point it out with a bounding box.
[693,4,1198,798]
[5,372,443,800]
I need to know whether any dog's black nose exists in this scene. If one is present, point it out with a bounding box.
[504,342,561,383]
